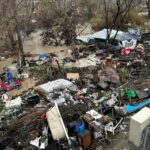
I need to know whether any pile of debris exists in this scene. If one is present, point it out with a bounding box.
[0,29,150,150]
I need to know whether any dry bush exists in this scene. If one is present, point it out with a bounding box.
[125,9,147,26]
[41,16,77,46]
[91,15,106,31]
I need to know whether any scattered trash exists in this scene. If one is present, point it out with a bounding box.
[5,96,22,108]
[66,73,80,80]
[0,56,6,61]
[0,27,150,150]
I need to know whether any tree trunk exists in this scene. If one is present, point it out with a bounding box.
[148,9,150,19]
[8,30,16,51]
[146,0,150,19]
[16,23,24,54]
[12,0,24,55]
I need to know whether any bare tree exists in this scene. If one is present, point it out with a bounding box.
[0,0,22,53]
[39,0,77,46]
[0,0,41,55]
[0,0,21,53]
[101,0,141,43]
[17,0,41,30]
[80,0,97,19]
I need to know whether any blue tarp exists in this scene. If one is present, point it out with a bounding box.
[125,98,150,113]
[39,54,47,60]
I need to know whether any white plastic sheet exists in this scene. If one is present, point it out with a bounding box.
[38,79,77,93]
[76,55,100,68]
[46,104,66,140]
[5,96,22,108]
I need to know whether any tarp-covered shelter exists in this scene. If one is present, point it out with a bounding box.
[77,28,140,49]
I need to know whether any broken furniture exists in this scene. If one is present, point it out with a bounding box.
[46,101,71,145]
[83,110,104,140]
[104,117,123,138]
[83,108,123,141]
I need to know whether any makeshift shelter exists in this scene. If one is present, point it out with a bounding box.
[77,28,140,49]
[92,29,123,40]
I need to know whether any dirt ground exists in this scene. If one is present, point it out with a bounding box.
[103,132,129,150]
[0,57,14,74]
[0,31,71,96]
[101,118,130,150]
[0,25,93,71]
[23,25,93,59]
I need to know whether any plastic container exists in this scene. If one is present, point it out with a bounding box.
[75,121,85,133]
[127,89,136,98]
